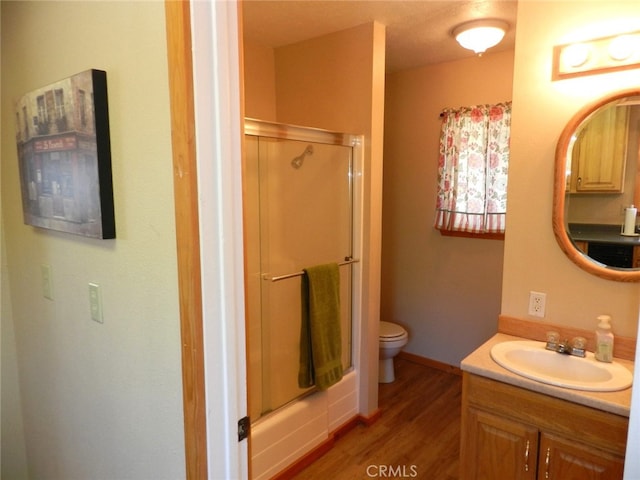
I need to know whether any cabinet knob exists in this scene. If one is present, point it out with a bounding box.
[524,440,530,472]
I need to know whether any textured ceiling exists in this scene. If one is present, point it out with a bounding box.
[242,0,518,72]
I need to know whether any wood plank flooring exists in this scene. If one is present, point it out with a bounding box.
[291,357,462,479]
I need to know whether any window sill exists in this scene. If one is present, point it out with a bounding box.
[438,230,505,241]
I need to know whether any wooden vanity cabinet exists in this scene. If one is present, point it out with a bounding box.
[466,408,538,479]
[460,373,628,480]
[540,433,624,478]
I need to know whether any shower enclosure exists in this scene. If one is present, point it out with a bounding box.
[244,119,362,425]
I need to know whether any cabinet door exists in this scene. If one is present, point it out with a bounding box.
[539,433,624,480]
[571,104,629,193]
[633,245,640,268]
[464,408,538,480]
[574,240,588,255]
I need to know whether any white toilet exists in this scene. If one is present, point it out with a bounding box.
[378,321,409,383]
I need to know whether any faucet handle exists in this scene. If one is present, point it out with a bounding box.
[570,336,587,357]
[571,336,587,349]
[545,331,560,350]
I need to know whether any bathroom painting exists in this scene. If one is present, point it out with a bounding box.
[14,69,115,239]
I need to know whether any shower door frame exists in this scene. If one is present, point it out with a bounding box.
[245,118,365,422]
[245,118,365,479]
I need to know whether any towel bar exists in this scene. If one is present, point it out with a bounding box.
[263,258,360,282]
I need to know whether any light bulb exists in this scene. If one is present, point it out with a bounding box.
[608,34,637,61]
[561,43,591,68]
[453,20,508,55]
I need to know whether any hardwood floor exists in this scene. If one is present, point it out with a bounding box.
[291,357,462,479]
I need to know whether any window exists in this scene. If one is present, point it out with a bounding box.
[78,90,87,127]
[37,95,47,124]
[54,88,65,119]
[434,102,511,237]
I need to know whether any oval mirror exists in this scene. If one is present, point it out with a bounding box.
[554,89,640,281]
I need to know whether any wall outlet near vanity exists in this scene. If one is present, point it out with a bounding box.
[528,291,546,318]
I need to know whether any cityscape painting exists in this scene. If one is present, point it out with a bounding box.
[14,69,115,239]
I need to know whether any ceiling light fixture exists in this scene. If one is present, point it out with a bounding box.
[452,19,509,55]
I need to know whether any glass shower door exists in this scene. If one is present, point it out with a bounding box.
[246,132,354,420]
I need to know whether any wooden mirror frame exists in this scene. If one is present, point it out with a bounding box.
[553,88,640,282]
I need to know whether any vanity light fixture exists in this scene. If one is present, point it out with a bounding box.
[561,43,591,68]
[452,19,509,55]
[553,30,640,80]
[608,34,638,61]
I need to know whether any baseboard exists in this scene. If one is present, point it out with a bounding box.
[398,350,462,376]
[358,408,382,427]
[270,412,381,480]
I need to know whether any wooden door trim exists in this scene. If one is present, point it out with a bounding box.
[164,1,207,478]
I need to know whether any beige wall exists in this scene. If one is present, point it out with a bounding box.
[504,1,640,338]
[244,40,277,121]
[382,50,514,366]
[1,220,28,478]
[1,2,185,478]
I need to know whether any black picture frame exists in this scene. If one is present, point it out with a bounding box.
[15,69,115,239]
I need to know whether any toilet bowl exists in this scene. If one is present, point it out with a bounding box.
[378,321,409,383]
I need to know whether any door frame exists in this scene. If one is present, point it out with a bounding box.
[165,1,248,478]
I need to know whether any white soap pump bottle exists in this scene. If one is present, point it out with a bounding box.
[595,315,614,363]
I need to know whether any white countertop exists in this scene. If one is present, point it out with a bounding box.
[461,333,634,417]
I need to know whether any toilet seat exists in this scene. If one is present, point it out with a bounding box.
[379,321,407,341]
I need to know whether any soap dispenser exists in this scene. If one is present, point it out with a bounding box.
[595,315,614,363]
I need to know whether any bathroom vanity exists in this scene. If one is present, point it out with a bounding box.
[460,333,633,479]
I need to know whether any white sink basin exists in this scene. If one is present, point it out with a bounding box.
[490,340,633,392]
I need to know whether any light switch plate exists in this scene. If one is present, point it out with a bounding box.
[89,283,103,323]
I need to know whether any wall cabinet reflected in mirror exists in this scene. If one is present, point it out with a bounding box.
[553,90,640,281]
[567,104,630,194]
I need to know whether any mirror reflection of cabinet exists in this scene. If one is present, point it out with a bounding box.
[568,104,629,193]
[553,89,640,281]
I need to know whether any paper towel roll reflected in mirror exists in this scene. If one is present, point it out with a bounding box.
[623,205,637,235]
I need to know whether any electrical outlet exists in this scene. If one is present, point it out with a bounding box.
[528,291,546,318]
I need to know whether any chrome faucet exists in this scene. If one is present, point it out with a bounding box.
[545,331,587,358]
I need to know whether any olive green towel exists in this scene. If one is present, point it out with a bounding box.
[298,263,343,391]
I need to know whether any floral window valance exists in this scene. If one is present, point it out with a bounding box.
[434,102,511,235]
